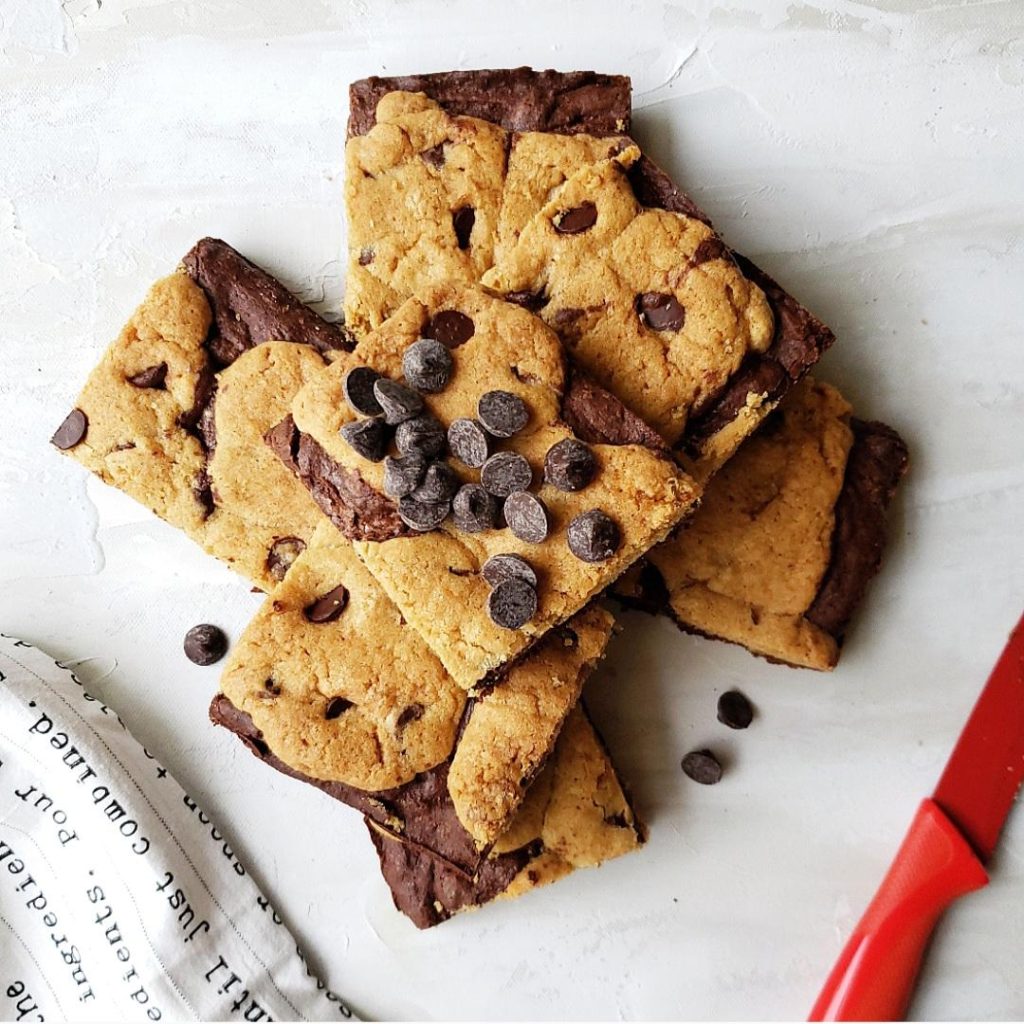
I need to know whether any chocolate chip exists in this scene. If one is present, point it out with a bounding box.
[554,200,597,234]
[504,491,549,544]
[395,414,447,458]
[396,703,425,730]
[51,408,88,450]
[480,451,532,497]
[412,461,459,504]
[567,509,620,563]
[383,453,427,498]
[636,292,685,332]
[452,484,499,533]
[505,289,548,312]
[343,366,384,416]
[481,553,537,589]
[554,625,579,650]
[447,418,489,468]
[452,206,475,250]
[402,339,453,393]
[358,247,375,266]
[398,494,449,532]
[183,624,227,666]
[325,696,354,719]
[544,438,597,492]
[373,378,424,425]
[478,390,529,438]
[691,237,728,266]
[127,363,168,389]
[340,416,390,462]
[421,143,445,169]
[261,678,281,698]
[717,690,754,730]
[423,310,475,347]
[304,584,349,624]
[487,578,538,630]
[266,536,306,581]
[682,749,723,785]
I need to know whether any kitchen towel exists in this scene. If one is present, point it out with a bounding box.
[0,633,356,1023]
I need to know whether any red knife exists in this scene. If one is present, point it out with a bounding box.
[809,611,1024,1021]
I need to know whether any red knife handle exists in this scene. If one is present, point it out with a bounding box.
[809,799,989,1021]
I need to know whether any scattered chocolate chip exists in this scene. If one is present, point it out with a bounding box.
[304,584,349,624]
[480,451,532,498]
[51,408,88,450]
[396,703,425,730]
[398,494,450,532]
[266,536,306,581]
[423,310,475,347]
[682,749,723,785]
[452,483,499,533]
[358,247,375,266]
[691,237,728,266]
[325,696,354,719]
[567,509,621,563]
[395,414,447,458]
[554,200,598,234]
[421,143,445,169]
[481,553,537,589]
[127,363,168,389]
[383,453,427,498]
[717,690,754,730]
[343,366,384,416]
[373,378,424,425]
[452,206,475,250]
[478,390,529,438]
[183,624,227,666]
[550,307,585,329]
[636,292,685,332]
[504,491,549,544]
[447,418,490,467]
[413,461,459,504]
[402,338,453,393]
[505,289,548,312]
[340,416,390,462]
[544,437,597,492]
[487,578,538,630]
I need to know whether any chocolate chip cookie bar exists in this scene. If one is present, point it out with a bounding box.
[50,238,351,590]
[282,284,698,688]
[616,378,909,669]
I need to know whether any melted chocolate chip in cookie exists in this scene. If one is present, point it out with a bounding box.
[452,206,475,250]
[636,292,685,332]
[266,536,306,581]
[127,363,168,389]
[554,201,598,234]
[304,584,350,624]
[325,696,354,719]
[423,310,475,347]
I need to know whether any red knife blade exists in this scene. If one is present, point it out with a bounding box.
[810,611,1024,1021]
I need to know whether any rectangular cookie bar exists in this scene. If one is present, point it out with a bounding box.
[344,70,833,479]
[615,377,909,669]
[284,283,698,688]
[50,238,352,590]
[213,522,626,869]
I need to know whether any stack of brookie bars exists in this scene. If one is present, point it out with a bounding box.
[50,69,909,928]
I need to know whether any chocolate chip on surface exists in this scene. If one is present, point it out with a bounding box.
[358,247,375,266]
[481,553,538,589]
[423,310,475,347]
[554,201,598,234]
[396,703,426,730]
[412,461,459,504]
[480,451,532,498]
[478,390,529,438]
[373,378,424,425]
[383,453,427,498]
[51,408,88,450]
[717,690,754,730]
[266,536,306,581]
[325,696,354,719]
[395,414,447,458]
[487,578,538,630]
[304,584,350,624]
[636,292,686,332]
[402,338,453,393]
[398,494,450,532]
[567,509,621,562]
[447,418,490,467]
[343,366,384,416]
[340,416,390,462]
[682,749,723,785]
[504,491,549,544]
[505,289,548,312]
[421,143,445,169]
[691,237,729,266]
[544,437,597,492]
[452,206,475,250]
[183,624,227,666]
[127,363,168,389]
[452,483,499,533]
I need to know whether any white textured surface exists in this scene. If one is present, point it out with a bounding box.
[2,1,1023,1019]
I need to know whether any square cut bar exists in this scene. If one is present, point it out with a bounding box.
[50,238,352,590]
[285,283,699,689]
[615,377,909,669]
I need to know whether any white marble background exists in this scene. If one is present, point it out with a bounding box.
[2,0,1022,1019]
